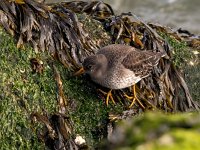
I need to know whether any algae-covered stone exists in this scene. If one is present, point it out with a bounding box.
[0,28,122,149]
[0,1,199,148]
[104,112,200,150]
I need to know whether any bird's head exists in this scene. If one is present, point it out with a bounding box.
[83,54,108,79]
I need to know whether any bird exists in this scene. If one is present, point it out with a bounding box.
[75,44,166,108]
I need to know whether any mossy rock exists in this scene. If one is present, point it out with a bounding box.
[0,11,199,149]
[102,112,200,150]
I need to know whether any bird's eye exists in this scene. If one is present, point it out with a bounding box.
[88,65,92,69]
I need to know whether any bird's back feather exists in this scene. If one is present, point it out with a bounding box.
[122,50,165,78]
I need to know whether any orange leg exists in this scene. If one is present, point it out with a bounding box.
[98,89,116,106]
[124,84,145,109]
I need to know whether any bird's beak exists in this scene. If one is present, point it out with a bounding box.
[73,67,85,76]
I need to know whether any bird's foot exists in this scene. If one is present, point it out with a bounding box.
[98,89,116,106]
[124,94,135,108]
[124,85,145,109]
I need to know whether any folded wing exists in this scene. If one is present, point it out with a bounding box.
[122,50,165,78]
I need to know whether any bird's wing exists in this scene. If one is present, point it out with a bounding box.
[122,50,164,78]
[97,44,134,65]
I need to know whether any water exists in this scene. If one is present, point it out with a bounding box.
[46,0,200,34]
[105,0,200,34]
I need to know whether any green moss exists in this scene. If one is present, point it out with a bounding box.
[184,58,200,102]
[134,129,200,150]
[159,32,193,67]
[0,29,49,149]
[77,13,112,47]
[105,112,200,150]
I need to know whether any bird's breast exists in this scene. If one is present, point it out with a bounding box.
[92,68,141,89]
